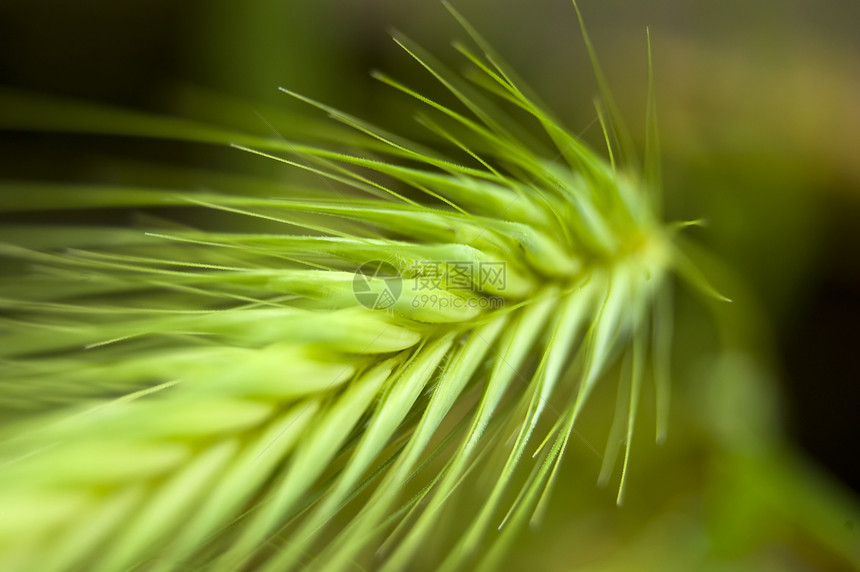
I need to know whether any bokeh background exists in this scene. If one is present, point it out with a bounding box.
[2,0,859,569]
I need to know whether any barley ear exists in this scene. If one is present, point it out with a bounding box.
[0,5,712,571]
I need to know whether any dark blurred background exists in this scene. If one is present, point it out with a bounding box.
[1,0,859,564]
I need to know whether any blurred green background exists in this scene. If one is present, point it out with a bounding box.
[1,0,859,569]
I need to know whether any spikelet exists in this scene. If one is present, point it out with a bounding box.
[0,3,701,570]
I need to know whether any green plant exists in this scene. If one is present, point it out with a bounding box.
[0,3,716,571]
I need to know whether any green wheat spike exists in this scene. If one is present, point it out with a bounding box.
[0,3,708,571]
